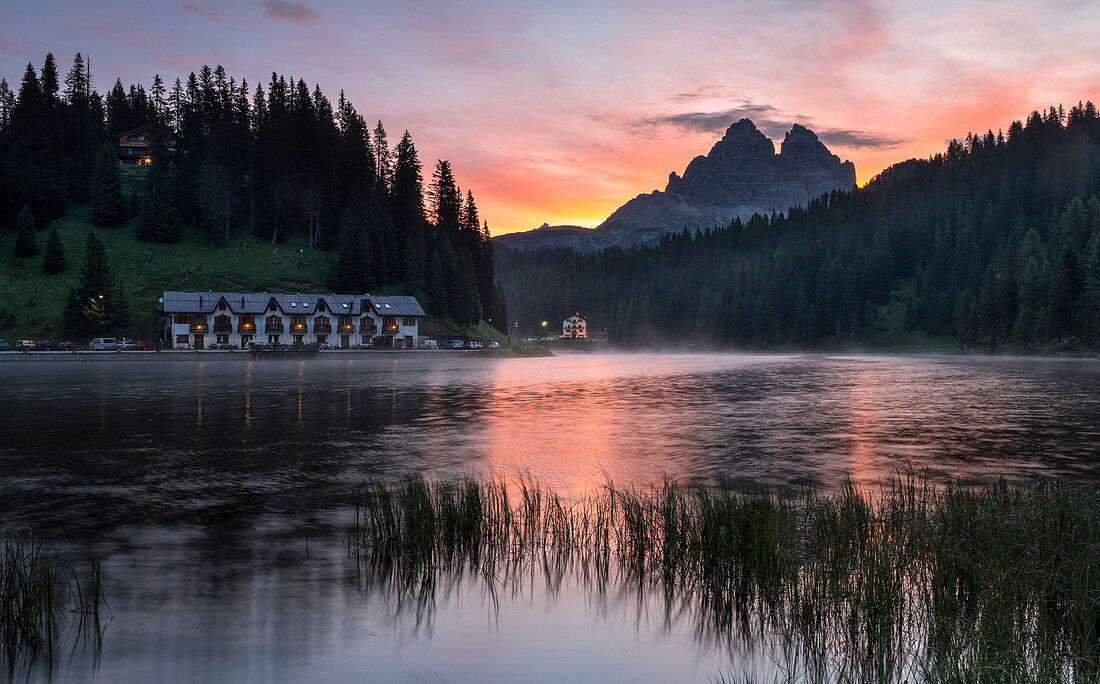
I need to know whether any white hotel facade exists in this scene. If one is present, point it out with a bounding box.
[160,291,426,349]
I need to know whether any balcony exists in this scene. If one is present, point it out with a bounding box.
[189,323,208,334]
[265,323,284,333]
[382,324,399,335]
[213,322,232,333]
[237,323,257,334]
[289,323,309,334]
[338,324,355,334]
[359,325,378,335]
[314,323,332,334]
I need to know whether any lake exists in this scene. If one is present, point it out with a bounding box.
[3,352,1100,682]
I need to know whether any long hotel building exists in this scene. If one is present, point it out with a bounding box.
[160,291,426,349]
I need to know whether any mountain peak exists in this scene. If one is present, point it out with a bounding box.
[708,118,775,161]
[497,117,856,253]
[781,123,839,164]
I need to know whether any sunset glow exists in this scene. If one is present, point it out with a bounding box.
[4,0,1098,234]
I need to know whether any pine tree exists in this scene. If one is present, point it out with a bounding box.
[429,159,461,239]
[90,144,126,227]
[425,249,448,316]
[42,227,65,273]
[373,120,390,188]
[63,231,130,337]
[333,200,370,292]
[137,127,179,243]
[390,130,424,235]
[12,206,38,258]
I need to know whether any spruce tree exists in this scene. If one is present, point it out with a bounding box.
[428,159,461,239]
[62,231,130,337]
[12,206,38,258]
[333,200,370,292]
[137,127,179,243]
[42,227,65,273]
[425,250,448,316]
[90,144,126,227]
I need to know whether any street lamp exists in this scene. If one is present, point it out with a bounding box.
[98,294,106,336]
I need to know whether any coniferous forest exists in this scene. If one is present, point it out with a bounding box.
[0,53,506,337]
[498,103,1100,351]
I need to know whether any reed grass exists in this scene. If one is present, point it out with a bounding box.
[353,473,1100,683]
[0,526,107,670]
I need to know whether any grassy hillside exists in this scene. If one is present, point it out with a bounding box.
[1,200,515,346]
[0,203,510,345]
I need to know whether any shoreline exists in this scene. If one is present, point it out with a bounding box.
[0,349,470,362]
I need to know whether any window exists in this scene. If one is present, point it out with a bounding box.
[218,301,227,311]
[176,334,188,344]
[361,335,370,344]
[217,335,229,344]
[403,318,416,326]
[317,335,327,344]
[174,314,187,324]
[384,317,396,327]
[267,315,282,325]
[361,317,373,326]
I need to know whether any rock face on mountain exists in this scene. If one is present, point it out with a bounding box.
[496,120,856,253]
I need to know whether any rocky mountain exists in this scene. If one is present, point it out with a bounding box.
[496,119,856,252]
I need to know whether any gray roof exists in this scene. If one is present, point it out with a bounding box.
[162,291,426,317]
[367,294,427,317]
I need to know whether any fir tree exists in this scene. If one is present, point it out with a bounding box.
[90,144,126,227]
[137,127,179,243]
[333,199,370,292]
[42,227,65,273]
[429,159,461,239]
[12,206,38,258]
[62,231,130,337]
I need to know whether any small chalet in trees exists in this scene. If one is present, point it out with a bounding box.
[160,291,426,349]
[116,125,177,165]
[562,314,587,339]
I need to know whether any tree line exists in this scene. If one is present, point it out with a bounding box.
[497,102,1100,350]
[0,52,506,336]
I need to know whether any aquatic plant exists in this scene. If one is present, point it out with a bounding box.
[353,473,1100,683]
[0,525,107,669]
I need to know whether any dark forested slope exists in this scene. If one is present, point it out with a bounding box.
[0,53,507,338]
[498,104,1100,350]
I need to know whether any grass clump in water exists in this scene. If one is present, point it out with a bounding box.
[353,473,1100,683]
[0,525,107,670]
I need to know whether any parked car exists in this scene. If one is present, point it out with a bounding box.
[118,338,136,350]
[35,340,60,351]
[450,340,464,349]
[132,340,156,351]
[16,339,35,351]
[465,341,481,349]
[421,339,439,349]
[90,337,120,350]
[488,342,501,349]
[0,338,9,351]
[57,341,76,351]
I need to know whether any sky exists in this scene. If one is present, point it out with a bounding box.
[2,0,1099,235]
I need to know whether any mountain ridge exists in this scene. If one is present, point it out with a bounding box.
[497,119,856,252]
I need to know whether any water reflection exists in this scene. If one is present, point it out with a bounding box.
[3,353,1100,681]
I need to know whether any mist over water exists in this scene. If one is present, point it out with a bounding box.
[3,353,1100,681]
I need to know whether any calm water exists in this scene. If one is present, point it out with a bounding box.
[3,352,1100,682]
